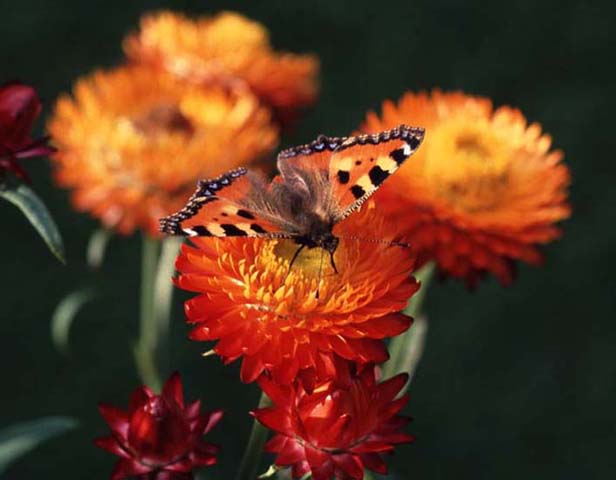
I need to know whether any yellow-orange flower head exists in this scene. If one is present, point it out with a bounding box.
[175,202,419,385]
[124,10,320,126]
[48,66,278,236]
[362,91,571,286]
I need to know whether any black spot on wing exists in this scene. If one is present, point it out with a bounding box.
[190,226,214,236]
[390,148,408,165]
[351,185,366,199]
[409,136,421,150]
[251,223,267,234]
[237,209,255,219]
[221,224,248,236]
[337,170,350,184]
[368,165,389,186]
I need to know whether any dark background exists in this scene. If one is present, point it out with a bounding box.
[1,0,614,478]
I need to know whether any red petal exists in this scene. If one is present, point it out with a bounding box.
[359,452,388,474]
[162,372,184,408]
[110,458,152,480]
[94,436,129,458]
[377,373,408,404]
[253,407,292,436]
[129,386,153,415]
[164,458,193,472]
[184,400,201,421]
[0,83,40,145]
[98,404,129,439]
[276,439,306,465]
[203,409,223,434]
[332,453,364,480]
[240,355,265,383]
[304,444,330,468]
[257,376,291,407]
[291,461,311,479]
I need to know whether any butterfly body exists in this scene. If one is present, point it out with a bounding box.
[160,125,425,267]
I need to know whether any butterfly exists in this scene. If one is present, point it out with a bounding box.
[159,124,425,271]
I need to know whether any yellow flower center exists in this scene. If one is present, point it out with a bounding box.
[227,239,351,326]
[273,240,337,278]
[423,117,511,212]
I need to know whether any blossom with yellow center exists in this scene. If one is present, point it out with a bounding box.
[48,66,278,236]
[175,202,418,385]
[124,10,320,127]
[362,90,571,286]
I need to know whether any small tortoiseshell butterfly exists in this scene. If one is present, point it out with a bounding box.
[160,124,425,270]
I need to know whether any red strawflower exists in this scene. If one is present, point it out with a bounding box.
[0,82,54,181]
[254,367,414,480]
[95,373,222,480]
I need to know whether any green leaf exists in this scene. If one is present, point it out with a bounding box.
[0,416,78,475]
[51,288,96,355]
[0,181,65,263]
[86,228,112,269]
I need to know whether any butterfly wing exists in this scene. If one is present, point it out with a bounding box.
[160,167,292,238]
[329,125,425,220]
[275,133,347,197]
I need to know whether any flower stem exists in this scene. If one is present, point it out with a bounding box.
[134,235,163,392]
[153,237,182,373]
[235,391,271,480]
[382,262,435,387]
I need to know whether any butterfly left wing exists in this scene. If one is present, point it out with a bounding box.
[329,125,425,220]
[160,167,292,238]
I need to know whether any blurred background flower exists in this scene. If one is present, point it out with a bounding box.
[124,10,319,128]
[95,372,222,480]
[363,91,571,286]
[48,66,278,236]
[254,367,413,480]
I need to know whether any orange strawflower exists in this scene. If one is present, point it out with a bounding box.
[48,66,278,236]
[124,11,319,126]
[362,91,571,286]
[175,201,418,385]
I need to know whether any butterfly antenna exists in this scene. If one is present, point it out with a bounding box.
[336,235,410,248]
[329,252,339,273]
[283,244,306,285]
[316,248,325,299]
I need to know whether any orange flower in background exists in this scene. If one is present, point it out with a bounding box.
[362,91,571,286]
[124,10,319,126]
[48,66,278,235]
[254,367,414,480]
[175,202,418,385]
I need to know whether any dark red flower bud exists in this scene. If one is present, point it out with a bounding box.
[253,366,414,480]
[0,82,55,182]
[95,373,223,480]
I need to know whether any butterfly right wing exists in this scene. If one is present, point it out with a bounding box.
[159,167,292,238]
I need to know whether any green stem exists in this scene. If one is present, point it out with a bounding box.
[236,392,271,480]
[153,237,182,374]
[134,236,163,392]
[382,262,435,386]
